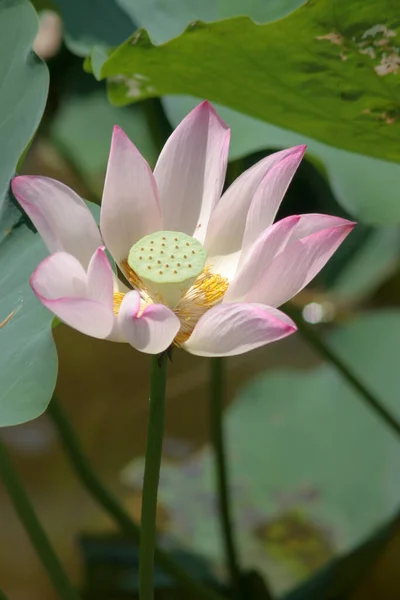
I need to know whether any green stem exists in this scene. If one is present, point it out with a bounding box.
[139,352,169,600]
[48,397,224,600]
[286,305,400,438]
[0,438,80,600]
[0,589,9,600]
[210,358,242,599]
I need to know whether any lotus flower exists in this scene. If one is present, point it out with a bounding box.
[12,102,354,356]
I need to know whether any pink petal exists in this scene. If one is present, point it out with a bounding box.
[154,101,230,240]
[118,291,180,354]
[204,146,306,256]
[183,302,296,357]
[246,220,356,307]
[225,215,301,302]
[12,176,102,268]
[31,252,115,338]
[87,247,114,310]
[289,213,353,242]
[100,126,162,263]
[241,147,305,255]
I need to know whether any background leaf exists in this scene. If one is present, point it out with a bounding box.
[91,0,400,163]
[50,90,158,196]
[118,0,306,44]
[122,311,400,595]
[52,0,134,56]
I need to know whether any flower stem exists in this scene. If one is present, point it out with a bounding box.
[48,396,225,600]
[139,352,169,600]
[0,438,80,600]
[210,358,242,599]
[286,305,400,438]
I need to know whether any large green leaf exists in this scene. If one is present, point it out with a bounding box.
[0,0,49,208]
[0,0,54,426]
[88,0,400,163]
[0,196,57,426]
[163,95,400,224]
[0,196,101,427]
[122,312,400,595]
[118,0,305,44]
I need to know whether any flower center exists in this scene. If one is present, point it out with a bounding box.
[127,231,207,307]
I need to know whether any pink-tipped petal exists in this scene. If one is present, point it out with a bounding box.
[118,292,180,354]
[246,220,356,307]
[225,215,301,302]
[183,303,296,357]
[241,147,306,255]
[289,213,354,242]
[204,146,306,256]
[100,126,162,263]
[87,247,114,310]
[30,252,115,338]
[154,101,230,239]
[12,176,102,268]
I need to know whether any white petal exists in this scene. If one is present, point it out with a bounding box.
[87,247,114,310]
[118,291,180,354]
[183,303,296,357]
[225,215,301,302]
[12,176,102,268]
[30,252,115,338]
[204,146,306,256]
[246,220,356,307]
[241,146,305,255]
[154,101,230,239]
[100,126,162,263]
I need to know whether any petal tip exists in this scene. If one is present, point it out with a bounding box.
[112,124,129,140]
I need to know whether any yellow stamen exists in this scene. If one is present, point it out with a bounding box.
[117,261,229,346]
[113,291,125,316]
[173,267,229,346]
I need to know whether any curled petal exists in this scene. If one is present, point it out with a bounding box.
[12,176,102,268]
[100,126,162,263]
[225,215,301,302]
[118,291,180,354]
[246,220,356,307]
[183,303,296,357]
[154,101,230,239]
[205,146,306,256]
[30,252,115,338]
[241,146,305,255]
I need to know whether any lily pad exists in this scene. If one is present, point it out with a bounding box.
[88,0,400,163]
